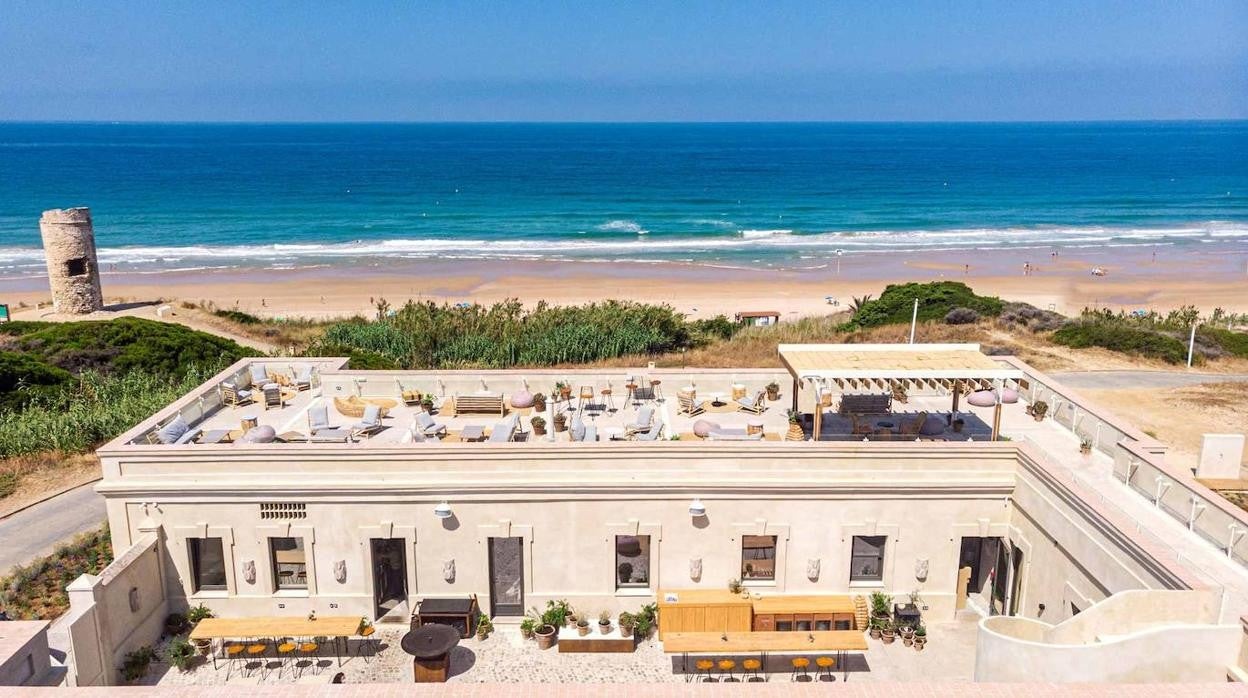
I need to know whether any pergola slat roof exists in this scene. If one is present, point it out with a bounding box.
[778,343,1023,382]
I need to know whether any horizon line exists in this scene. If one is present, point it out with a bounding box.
[2,118,1246,127]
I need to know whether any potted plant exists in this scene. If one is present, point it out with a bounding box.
[728,577,743,594]
[952,418,965,433]
[534,619,558,650]
[1028,400,1048,422]
[869,591,892,623]
[576,615,591,636]
[531,415,547,436]
[164,613,189,637]
[532,392,547,413]
[880,620,896,644]
[553,412,568,433]
[421,395,435,413]
[633,611,654,641]
[598,610,612,635]
[535,600,570,650]
[555,381,572,401]
[1079,438,1093,455]
[765,381,780,401]
[914,624,927,650]
[476,612,493,640]
[520,616,537,640]
[900,623,915,646]
[867,617,883,640]
[785,409,805,441]
[618,612,635,638]
[165,636,196,672]
[186,604,214,655]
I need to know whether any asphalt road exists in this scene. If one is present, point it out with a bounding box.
[1052,370,1248,390]
[0,483,106,574]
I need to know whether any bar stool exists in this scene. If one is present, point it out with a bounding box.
[625,381,639,407]
[356,624,379,662]
[224,642,246,680]
[649,378,664,402]
[790,657,811,682]
[717,658,737,682]
[600,386,616,413]
[742,658,764,682]
[694,659,715,682]
[244,640,269,678]
[299,639,320,677]
[815,656,836,682]
[276,638,298,678]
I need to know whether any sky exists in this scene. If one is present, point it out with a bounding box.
[0,0,1245,122]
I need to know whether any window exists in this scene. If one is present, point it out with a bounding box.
[615,535,650,589]
[741,535,777,581]
[64,257,88,277]
[850,535,887,582]
[188,538,227,592]
[270,537,307,590]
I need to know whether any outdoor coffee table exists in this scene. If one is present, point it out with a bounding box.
[198,429,232,444]
[402,624,460,683]
[459,425,486,442]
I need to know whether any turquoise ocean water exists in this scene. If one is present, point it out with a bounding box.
[0,122,1245,275]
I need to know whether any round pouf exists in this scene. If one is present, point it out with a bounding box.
[692,419,719,438]
[967,390,997,407]
[509,390,535,409]
[999,388,1020,404]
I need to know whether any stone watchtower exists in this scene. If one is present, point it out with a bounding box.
[40,207,103,314]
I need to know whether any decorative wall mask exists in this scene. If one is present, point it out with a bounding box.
[915,557,929,582]
[333,560,347,584]
[128,587,141,613]
[807,558,821,580]
[242,560,256,584]
[443,559,456,583]
[689,557,702,582]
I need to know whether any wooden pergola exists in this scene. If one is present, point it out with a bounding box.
[777,343,1026,441]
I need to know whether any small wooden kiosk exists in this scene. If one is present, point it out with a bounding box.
[412,595,480,639]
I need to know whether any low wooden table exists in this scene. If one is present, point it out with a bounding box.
[458,425,486,442]
[198,429,232,444]
[663,630,867,682]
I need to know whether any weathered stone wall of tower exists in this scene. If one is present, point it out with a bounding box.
[40,207,103,314]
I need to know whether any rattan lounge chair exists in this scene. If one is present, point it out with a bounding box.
[630,419,665,441]
[487,415,519,442]
[414,411,447,438]
[293,365,314,391]
[625,405,655,437]
[221,382,253,408]
[351,405,385,439]
[678,392,707,417]
[308,403,335,434]
[736,390,766,415]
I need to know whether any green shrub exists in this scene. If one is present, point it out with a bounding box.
[212,309,262,325]
[1199,327,1248,359]
[0,525,112,619]
[0,320,51,337]
[0,471,18,498]
[11,317,254,377]
[0,353,73,411]
[165,636,196,672]
[0,366,221,458]
[1052,322,1188,364]
[121,645,157,682]
[843,282,1003,329]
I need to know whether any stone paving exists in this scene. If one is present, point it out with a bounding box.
[142,615,979,686]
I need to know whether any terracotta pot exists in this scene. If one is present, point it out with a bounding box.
[619,624,634,638]
[766,387,780,401]
[915,637,927,651]
[521,627,534,640]
[869,628,882,640]
[533,425,547,436]
[554,420,567,433]
[599,621,611,635]
[881,631,896,645]
[534,625,557,650]
[786,423,805,441]
[577,623,591,637]
[560,387,572,400]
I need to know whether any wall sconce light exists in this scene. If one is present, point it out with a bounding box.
[688,499,706,517]
[434,501,453,519]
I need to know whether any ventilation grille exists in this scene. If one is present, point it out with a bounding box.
[259,502,307,520]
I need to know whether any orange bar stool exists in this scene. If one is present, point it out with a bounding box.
[600,386,616,413]
[244,640,269,678]
[790,656,811,682]
[299,639,320,676]
[816,656,836,681]
[224,642,246,680]
[694,659,715,682]
[276,638,298,678]
[742,657,764,682]
[717,658,737,682]
[356,623,379,662]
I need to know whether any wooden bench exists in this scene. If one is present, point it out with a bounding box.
[837,393,892,416]
[451,394,505,416]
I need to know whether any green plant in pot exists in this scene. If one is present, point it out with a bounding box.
[914,624,927,650]
[633,612,653,641]
[421,396,435,413]
[555,381,572,401]
[728,577,743,594]
[535,600,570,650]
[880,620,897,644]
[1079,438,1093,454]
[765,381,780,401]
[867,616,883,640]
[476,612,493,640]
[520,616,537,640]
[869,591,892,621]
[900,623,915,646]
[165,636,196,672]
[1028,400,1048,421]
[618,611,636,638]
[553,412,568,432]
[531,415,547,436]
[532,392,547,413]
[164,613,189,637]
[185,604,215,654]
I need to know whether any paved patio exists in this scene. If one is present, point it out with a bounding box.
[141,614,980,686]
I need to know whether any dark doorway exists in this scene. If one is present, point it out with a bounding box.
[370,538,408,620]
[488,537,524,616]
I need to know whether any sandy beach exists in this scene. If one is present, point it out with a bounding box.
[4,243,1247,321]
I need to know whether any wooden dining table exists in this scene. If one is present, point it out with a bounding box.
[663,630,868,682]
[190,615,365,668]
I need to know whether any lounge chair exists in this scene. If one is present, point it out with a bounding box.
[677,392,707,417]
[413,411,448,438]
[351,404,385,439]
[736,390,766,415]
[155,414,203,445]
[625,405,655,437]
[707,429,763,441]
[308,403,335,434]
[488,415,518,443]
[631,419,665,441]
[221,382,253,408]
[248,364,270,386]
[263,384,285,410]
[293,365,314,391]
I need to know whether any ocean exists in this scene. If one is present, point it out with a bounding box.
[0,121,1245,276]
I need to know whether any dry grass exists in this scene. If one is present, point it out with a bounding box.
[0,452,100,511]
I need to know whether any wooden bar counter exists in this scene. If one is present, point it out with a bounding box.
[657,590,858,639]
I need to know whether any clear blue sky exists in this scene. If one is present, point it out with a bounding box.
[1,0,1244,122]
